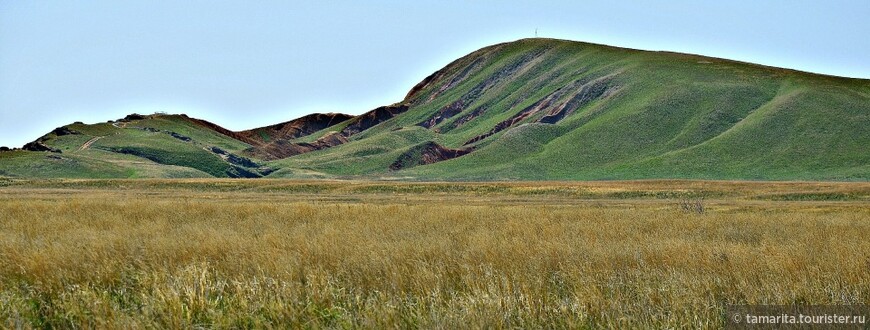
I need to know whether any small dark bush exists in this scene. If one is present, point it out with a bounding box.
[678,198,706,214]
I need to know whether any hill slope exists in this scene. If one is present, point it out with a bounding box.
[2,38,868,180]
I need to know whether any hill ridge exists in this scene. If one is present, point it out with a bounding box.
[2,38,868,180]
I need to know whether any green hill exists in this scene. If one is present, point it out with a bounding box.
[2,38,868,180]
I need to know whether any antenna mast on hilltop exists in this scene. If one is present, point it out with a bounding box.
[535,28,538,38]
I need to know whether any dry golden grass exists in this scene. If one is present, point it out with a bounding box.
[0,179,868,328]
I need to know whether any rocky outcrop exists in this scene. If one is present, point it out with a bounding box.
[169,132,192,142]
[417,48,550,132]
[417,100,466,128]
[50,126,80,137]
[120,113,146,121]
[539,75,617,123]
[404,48,493,103]
[22,141,61,153]
[404,69,445,102]
[340,104,410,136]
[389,142,472,171]
[238,113,353,145]
[247,132,348,160]
[464,75,618,145]
[181,112,353,161]
[247,105,413,160]
[209,147,259,168]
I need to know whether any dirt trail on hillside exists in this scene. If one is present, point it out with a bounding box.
[78,136,104,151]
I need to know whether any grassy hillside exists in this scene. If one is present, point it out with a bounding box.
[2,38,868,180]
[272,39,870,180]
[0,115,265,178]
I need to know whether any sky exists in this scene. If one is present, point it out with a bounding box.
[1,1,868,148]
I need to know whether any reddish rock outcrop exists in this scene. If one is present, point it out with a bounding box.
[249,132,349,160]
[389,142,472,171]
[237,113,353,145]
[340,104,410,136]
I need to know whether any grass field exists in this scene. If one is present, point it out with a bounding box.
[0,179,868,328]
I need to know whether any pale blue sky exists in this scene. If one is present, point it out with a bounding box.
[1,1,868,147]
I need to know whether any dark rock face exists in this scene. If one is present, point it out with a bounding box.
[210,147,228,155]
[441,106,486,132]
[225,165,262,178]
[169,132,192,142]
[404,69,444,101]
[121,114,146,121]
[249,132,349,160]
[23,141,61,153]
[208,146,259,168]
[417,100,466,128]
[389,142,472,171]
[224,153,258,168]
[50,126,79,137]
[340,105,410,136]
[238,113,354,145]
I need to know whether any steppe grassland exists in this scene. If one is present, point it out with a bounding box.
[0,179,868,328]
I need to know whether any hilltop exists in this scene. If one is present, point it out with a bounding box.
[2,38,868,180]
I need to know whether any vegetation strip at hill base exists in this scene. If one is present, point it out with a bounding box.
[2,179,868,202]
[0,180,868,328]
